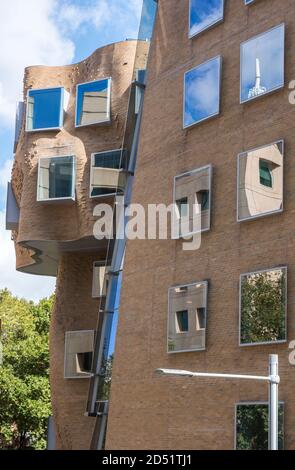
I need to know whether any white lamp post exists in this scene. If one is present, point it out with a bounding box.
[155,354,280,450]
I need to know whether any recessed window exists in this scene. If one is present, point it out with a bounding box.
[240,267,287,346]
[92,261,109,298]
[168,281,208,353]
[236,403,284,450]
[189,0,224,39]
[26,87,67,132]
[240,24,285,103]
[175,310,189,333]
[37,155,76,202]
[259,160,273,188]
[184,56,221,128]
[76,79,111,127]
[237,141,283,221]
[90,149,128,198]
[64,330,94,379]
[173,165,212,238]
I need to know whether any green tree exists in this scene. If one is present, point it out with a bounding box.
[240,269,286,344]
[0,289,54,450]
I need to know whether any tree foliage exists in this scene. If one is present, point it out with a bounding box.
[240,269,286,344]
[0,289,54,450]
[236,404,284,450]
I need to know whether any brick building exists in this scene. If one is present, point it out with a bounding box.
[6,0,295,450]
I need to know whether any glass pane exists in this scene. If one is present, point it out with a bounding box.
[259,161,273,188]
[240,24,285,103]
[27,88,63,130]
[38,156,74,201]
[240,267,287,345]
[176,197,188,218]
[184,56,221,128]
[168,282,207,353]
[176,310,189,332]
[238,141,283,221]
[76,79,110,126]
[189,0,224,38]
[93,150,128,169]
[236,404,284,450]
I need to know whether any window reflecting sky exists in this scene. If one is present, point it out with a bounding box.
[189,0,224,38]
[28,88,62,130]
[76,79,110,126]
[241,24,285,103]
[184,56,221,128]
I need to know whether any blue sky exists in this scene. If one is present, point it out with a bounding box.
[0,0,143,300]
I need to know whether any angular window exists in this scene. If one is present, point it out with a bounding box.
[6,182,20,231]
[184,56,221,128]
[240,24,285,103]
[236,403,284,450]
[64,330,94,379]
[173,165,212,238]
[189,0,224,39]
[240,267,287,346]
[37,155,76,202]
[237,141,283,221]
[26,87,67,132]
[92,261,109,298]
[90,149,128,198]
[76,78,111,127]
[168,281,208,353]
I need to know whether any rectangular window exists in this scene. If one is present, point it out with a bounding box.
[173,165,212,238]
[175,310,189,333]
[236,403,284,450]
[90,149,128,198]
[168,281,208,353]
[76,78,111,127]
[184,56,221,128]
[240,24,285,103]
[240,267,287,346]
[64,330,94,379]
[26,87,67,132]
[37,155,76,202]
[237,141,283,222]
[189,0,224,39]
[92,261,109,298]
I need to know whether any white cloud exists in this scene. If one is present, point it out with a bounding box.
[0,0,75,129]
[58,0,142,38]
[0,159,13,189]
[0,211,55,301]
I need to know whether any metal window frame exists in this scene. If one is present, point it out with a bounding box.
[75,78,112,128]
[239,266,288,348]
[234,401,285,450]
[173,164,212,238]
[25,86,66,132]
[236,139,284,223]
[188,0,225,40]
[167,280,208,354]
[183,55,222,129]
[240,23,285,104]
[37,154,76,203]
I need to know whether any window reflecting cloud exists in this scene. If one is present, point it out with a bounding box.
[189,0,224,38]
[184,56,221,128]
[27,87,63,131]
[241,24,285,103]
[76,79,111,127]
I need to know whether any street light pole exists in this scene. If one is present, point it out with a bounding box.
[155,354,280,451]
